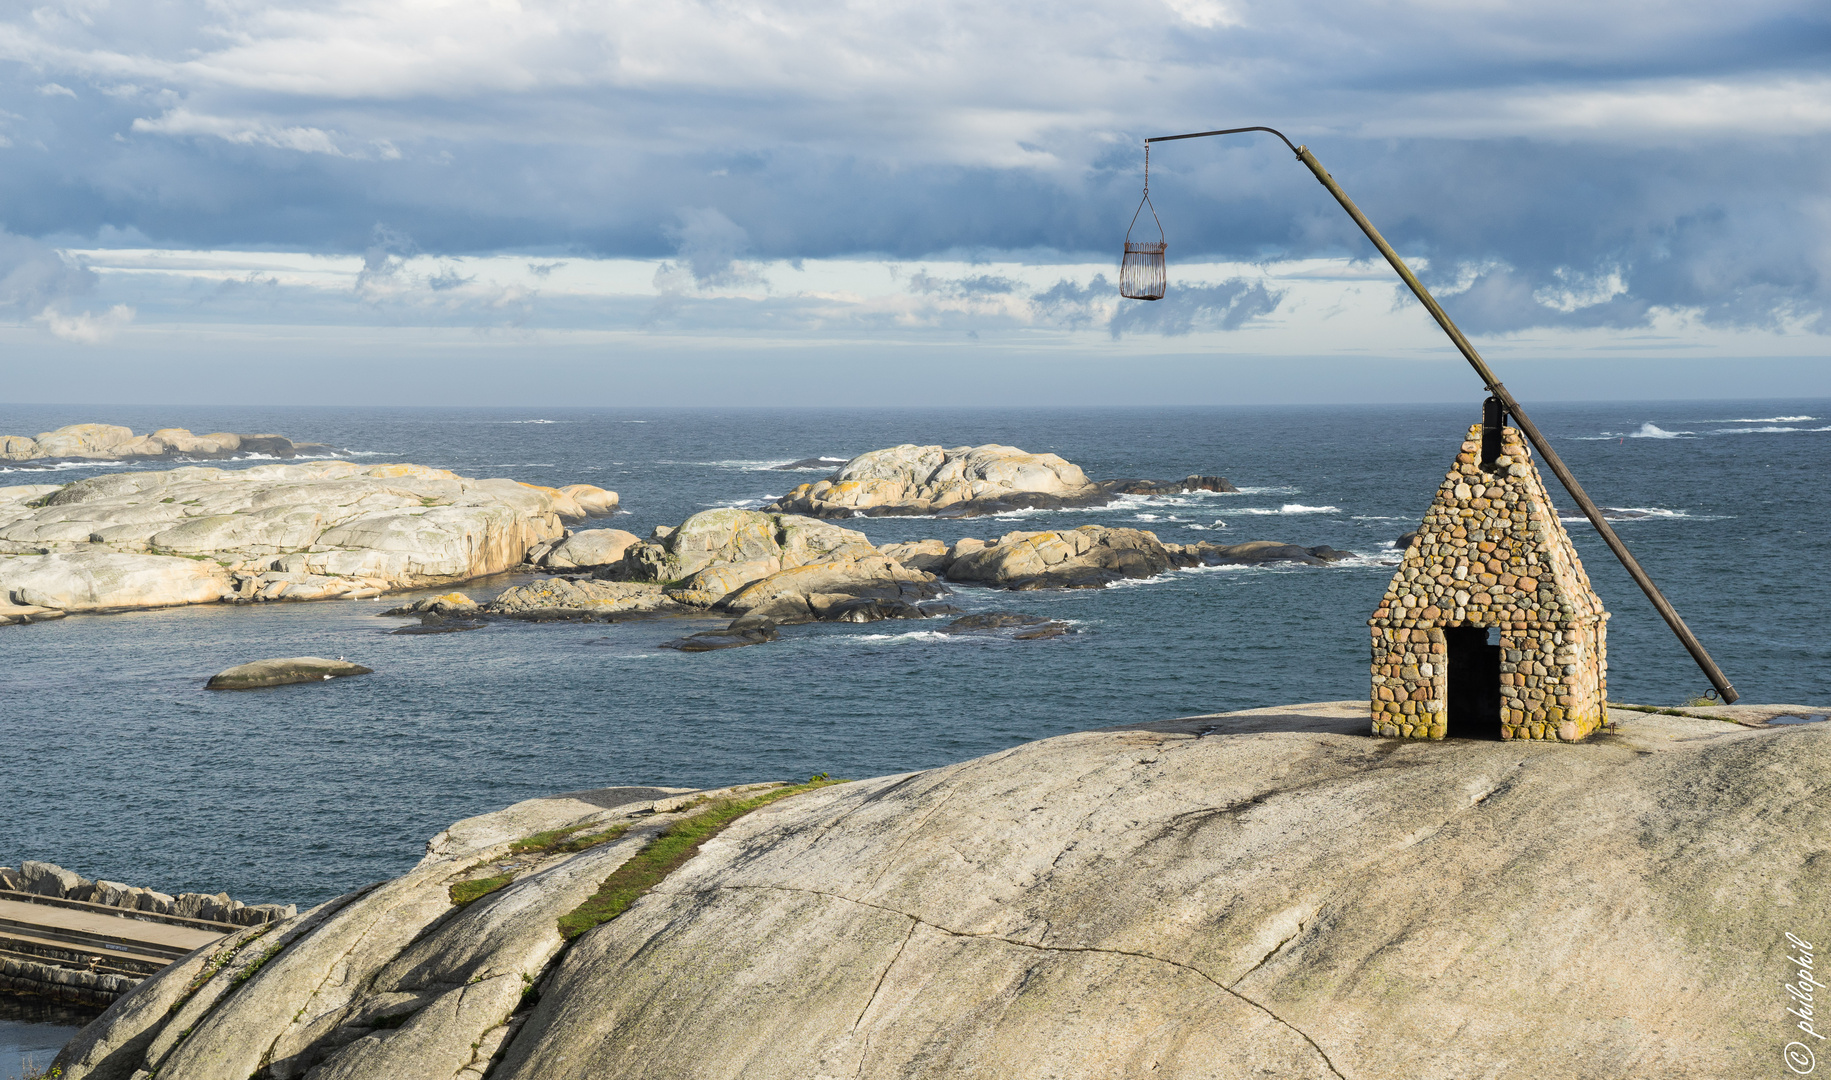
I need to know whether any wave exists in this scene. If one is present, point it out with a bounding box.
[1227,485,1300,496]
[851,630,960,643]
[1231,503,1341,515]
[1556,506,1725,523]
[1706,415,1816,423]
[1707,425,1831,435]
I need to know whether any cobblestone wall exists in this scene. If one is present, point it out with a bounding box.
[1370,424,1609,741]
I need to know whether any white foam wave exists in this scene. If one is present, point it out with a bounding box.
[1707,425,1831,435]
[491,419,565,424]
[1231,503,1341,515]
[1182,522,1230,531]
[1707,415,1816,423]
[1226,485,1300,496]
[852,630,957,643]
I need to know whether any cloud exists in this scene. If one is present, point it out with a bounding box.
[36,303,134,343]
[1108,279,1284,338]
[655,208,762,290]
[0,231,97,315]
[0,0,1826,336]
[131,107,351,156]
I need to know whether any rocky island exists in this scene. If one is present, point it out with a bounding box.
[425,512,1352,638]
[0,423,335,465]
[767,443,1237,518]
[0,462,617,619]
[52,702,1829,1080]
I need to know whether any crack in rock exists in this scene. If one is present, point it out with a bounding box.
[717,883,1348,1080]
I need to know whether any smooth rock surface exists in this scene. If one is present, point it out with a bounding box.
[61,704,1828,1080]
[531,528,641,569]
[0,462,612,614]
[0,423,333,463]
[483,579,691,619]
[206,657,374,690]
[944,525,1175,589]
[768,444,1102,518]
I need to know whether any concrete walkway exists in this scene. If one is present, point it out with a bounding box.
[0,897,224,958]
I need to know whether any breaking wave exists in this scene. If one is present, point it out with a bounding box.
[1231,503,1341,515]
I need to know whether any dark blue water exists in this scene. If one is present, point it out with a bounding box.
[0,998,94,1078]
[2,401,1826,921]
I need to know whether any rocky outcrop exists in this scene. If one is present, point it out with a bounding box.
[1106,474,1239,495]
[527,529,640,569]
[596,509,943,622]
[768,444,1105,518]
[484,579,693,620]
[0,423,335,464]
[205,657,374,690]
[0,464,617,617]
[767,444,1241,518]
[873,532,1356,590]
[944,525,1176,589]
[1168,540,1355,567]
[57,705,1830,1080]
[658,617,779,651]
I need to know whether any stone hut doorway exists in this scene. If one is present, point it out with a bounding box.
[1445,626,1502,739]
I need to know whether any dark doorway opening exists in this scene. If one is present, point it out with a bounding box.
[1446,626,1502,739]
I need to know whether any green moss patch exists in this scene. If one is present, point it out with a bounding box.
[509,822,630,857]
[449,875,514,907]
[557,776,840,941]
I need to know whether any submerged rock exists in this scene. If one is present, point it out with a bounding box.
[1104,474,1239,495]
[658,617,780,652]
[1168,541,1354,567]
[205,657,373,690]
[58,705,1828,1080]
[941,612,1072,639]
[390,616,487,635]
[771,457,849,471]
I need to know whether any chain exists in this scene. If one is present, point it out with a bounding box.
[1143,142,1150,196]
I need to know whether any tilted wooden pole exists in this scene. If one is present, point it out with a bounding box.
[1144,127,1739,703]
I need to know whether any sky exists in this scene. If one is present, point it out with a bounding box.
[0,0,1828,406]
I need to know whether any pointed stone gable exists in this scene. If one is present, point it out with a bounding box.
[1369,423,1609,741]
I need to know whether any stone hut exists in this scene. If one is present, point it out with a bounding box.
[1369,410,1609,742]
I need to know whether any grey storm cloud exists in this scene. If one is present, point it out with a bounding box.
[1,0,1828,335]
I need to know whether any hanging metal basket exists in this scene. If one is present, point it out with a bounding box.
[1120,144,1166,300]
[1121,238,1166,301]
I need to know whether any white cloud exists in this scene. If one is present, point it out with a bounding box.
[131,107,351,156]
[36,82,76,97]
[36,303,134,343]
[1161,0,1241,28]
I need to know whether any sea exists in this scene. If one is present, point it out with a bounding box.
[2,399,1827,1073]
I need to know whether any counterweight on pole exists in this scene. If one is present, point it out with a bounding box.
[1142,127,1739,703]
